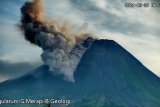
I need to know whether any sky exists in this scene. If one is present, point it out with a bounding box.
[0,0,159,82]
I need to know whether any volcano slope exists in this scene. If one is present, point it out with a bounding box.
[0,40,160,107]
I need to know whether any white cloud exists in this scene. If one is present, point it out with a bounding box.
[0,18,42,63]
[88,0,107,9]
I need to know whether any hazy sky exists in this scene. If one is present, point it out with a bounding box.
[0,0,159,82]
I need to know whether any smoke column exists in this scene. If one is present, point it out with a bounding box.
[20,0,94,82]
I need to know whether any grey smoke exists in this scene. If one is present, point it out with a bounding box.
[20,0,95,82]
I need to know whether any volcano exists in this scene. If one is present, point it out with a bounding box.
[0,39,160,107]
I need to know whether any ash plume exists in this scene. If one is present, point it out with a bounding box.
[20,0,95,82]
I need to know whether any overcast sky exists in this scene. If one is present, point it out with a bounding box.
[0,0,159,82]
